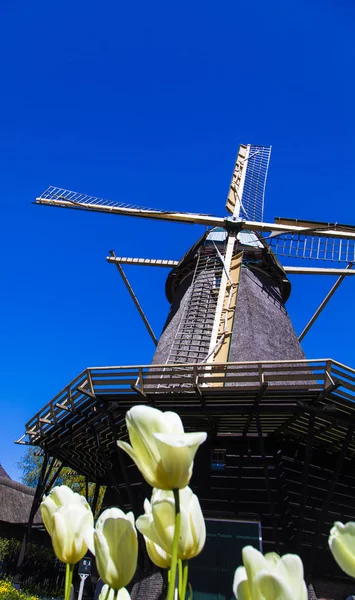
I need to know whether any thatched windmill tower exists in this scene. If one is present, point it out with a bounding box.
[17,144,355,599]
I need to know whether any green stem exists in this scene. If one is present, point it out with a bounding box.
[64,563,74,600]
[178,559,182,599]
[166,489,181,600]
[181,561,188,600]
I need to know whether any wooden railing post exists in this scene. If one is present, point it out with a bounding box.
[138,367,144,394]
[258,363,264,387]
[325,360,333,389]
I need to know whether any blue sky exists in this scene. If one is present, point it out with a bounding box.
[1,0,355,480]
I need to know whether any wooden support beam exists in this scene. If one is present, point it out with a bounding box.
[296,413,315,553]
[91,425,124,507]
[131,384,146,398]
[107,255,179,268]
[91,483,101,517]
[109,250,158,346]
[255,413,280,551]
[225,144,250,215]
[274,451,292,551]
[77,385,97,400]
[35,189,355,240]
[14,451,53,581]
[212,252,243,365]
[44,462,63,495]
[105,410,138,514]
[243,382,268,436]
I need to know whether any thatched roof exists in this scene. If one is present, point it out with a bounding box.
[0,476,42,525]
[0,464,10,479]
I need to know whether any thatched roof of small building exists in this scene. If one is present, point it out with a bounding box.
[0,476,42,525]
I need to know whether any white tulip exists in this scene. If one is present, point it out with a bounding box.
[117,405,207,490]
[233,546,307,600]
[87,508,138,591]
[136,486,206,562]
[329,521,355,577]
[40,485,93,564]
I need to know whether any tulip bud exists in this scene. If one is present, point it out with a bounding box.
[40,485,93,565]
[98,585,131,600]
[117,405,207,490]
[87,508,138,591]
[329,521,355,577]
[233,546,307,600]
[136,486,206,562]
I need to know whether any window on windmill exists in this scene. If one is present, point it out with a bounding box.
[211,449,226,471]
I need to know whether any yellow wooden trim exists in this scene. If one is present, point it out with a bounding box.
[207,252,243,387]
[225,144,249,215]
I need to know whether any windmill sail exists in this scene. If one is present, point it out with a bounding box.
[269,217,355,263]
[226,144,271,222]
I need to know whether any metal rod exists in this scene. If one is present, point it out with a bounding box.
[298,263,353,341]
[284,266,355,276]
[109,250,158,346]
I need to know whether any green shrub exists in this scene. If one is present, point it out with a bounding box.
[0,537,64,597]
[0,579,38,600]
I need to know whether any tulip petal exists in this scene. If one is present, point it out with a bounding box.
[51,486,76,507]
[136,514,163,548]
[145,537,171,569]
[162,411,184,434]
[264,552,280,569]
[233,567,251,600]
[254,572,293,600]
[329,533,355,577]
[154,432,207,449]
[150,496,176,553]
[94,529,111,578]
[275,554,307,600]
[41,498,57,536]
[242,546,269,597]
[95,509,138,589]
[154,432,207,489]
[117,440,138,463]
[52,511,72,563]
[117,589,131,600]
[85,528,95,556]
[117,438,157,489]
[126,406,164,463]
[188,494,206,557]
[98,584,115,600]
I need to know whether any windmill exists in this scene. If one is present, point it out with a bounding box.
[34,143,355,366]
[18,144,355,597]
